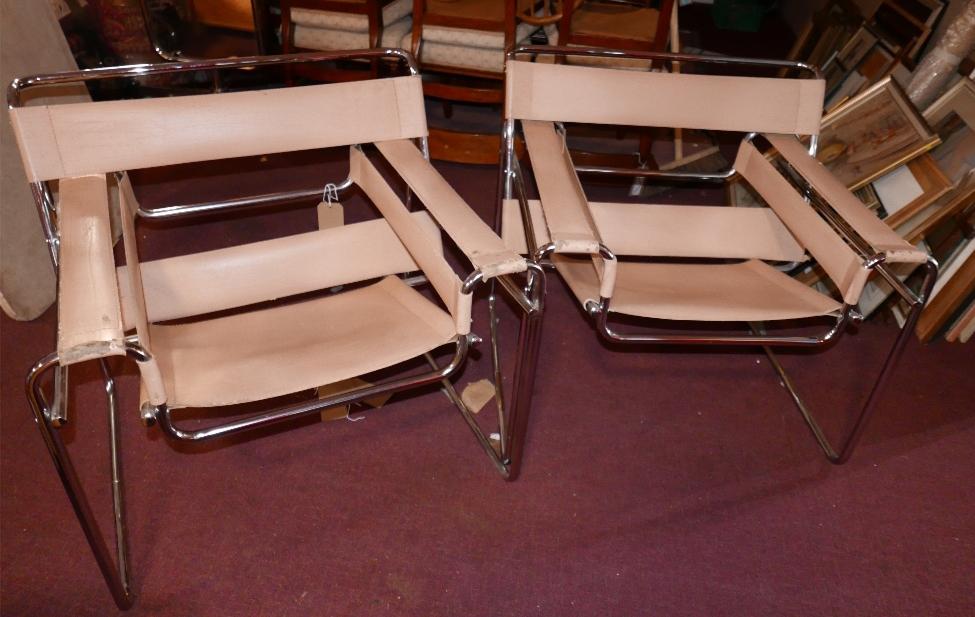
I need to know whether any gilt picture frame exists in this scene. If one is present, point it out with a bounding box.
[818,76,940,190]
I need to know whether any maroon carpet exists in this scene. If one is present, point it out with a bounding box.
[2,153,973,616]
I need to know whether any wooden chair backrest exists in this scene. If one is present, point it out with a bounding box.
[558,0,674,53]
[191,0,256,32]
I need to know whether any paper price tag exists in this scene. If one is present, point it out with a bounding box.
[317,182,343,229]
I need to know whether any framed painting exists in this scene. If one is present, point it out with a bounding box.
[817,76,940,190]
[875,153,952,228]
[897,79,975,242]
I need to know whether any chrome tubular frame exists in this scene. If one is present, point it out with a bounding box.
[7,49,420,105]
[25,343,150,610]
[16,49,524,608]
[488,111,550,482]
[29,181,59,266]
[592,302,857,348]
[754,258,939,463]
[132,184,353,220]
[502,46,937,465]
[491,107,550,483]
[453,263,547,480]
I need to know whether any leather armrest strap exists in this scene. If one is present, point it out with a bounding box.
[350,146,471,334]
[56,174,126,365]
[522,119,617,297]
[376,139,527,279]
[735,141,869,305]
[766,133,928,264]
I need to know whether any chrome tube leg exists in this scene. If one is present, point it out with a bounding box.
[428,351,511,478]
[500,304,545,481]
[488,284,509,452]
[29,181,59,267]
[49,365,69,427]
[759,343,842,460]
[429,306,544,480]
[759,261,938,464]
[26,354,134,610]
[100,359,131,594]
[434,273,545,480]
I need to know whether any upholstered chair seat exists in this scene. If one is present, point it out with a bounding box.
[288,0,412,50]
[408,25,541,73]
[410,3,555,74]
[562,2,670,70]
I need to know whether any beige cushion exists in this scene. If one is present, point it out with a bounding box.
[293,15,411,50]
[0,0,85,320]
[152,276,457,408]
[735,140,867,305]
[412,37,507,72]
[520,120,602,254]
[420,21,538,49]
[766,133,928,265]
[410,23,555,73]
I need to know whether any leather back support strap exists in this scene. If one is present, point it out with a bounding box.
[766,133,929,264]
[10,75,427,182]
[56,174,126,365]
[375,139,527,279]
[505,60,825,135]
[735,141,869,304]
[349,147,470,334]
[118,174,153,348]
[501,199,808,262]
[117,174,167,406]
[116,211,443,327]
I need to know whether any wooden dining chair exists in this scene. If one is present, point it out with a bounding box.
[558,0,675,60]
[280,0,414,81]
[554,0,679,187]
[282,0,412,52]
[8,50,545,610]
[408,0,562,162]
